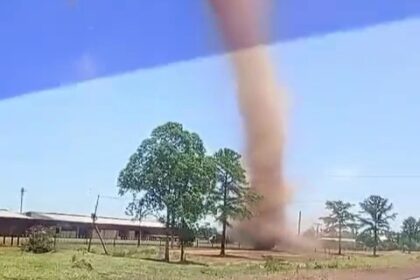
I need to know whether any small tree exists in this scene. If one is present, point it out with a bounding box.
[359,195,397,256]
[357,230,375,250]
[197,222,218,241]
[401,217,419,253]
[320,200,355,255]
[23,225,54,254]
[124,194,151,247]
[211,148,260,256]
[382,231,400,251]
[178,224,196,247]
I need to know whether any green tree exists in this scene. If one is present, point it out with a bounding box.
[23,225,55,254]
[124,194,151,247]
[172,152,216,262]
[118,122,215,262]
[358,195,397,256]
[381,230,400,251]
[211,148,260,256]
[320,200,355,255]
[356,230,375,249]
[197,222,218,240]
[401,217,419,253]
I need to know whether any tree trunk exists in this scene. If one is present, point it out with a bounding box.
[165,210,170,262]
[180,219,186,262]
[171,215,175,249]
[137,218,142,247]
[180,240,185,262]
[338,224,342,255]
[408,237,412,254]
[137,228,141,247]
[373,229,378,257]
[220,181,228,257]
[220,219,227,257]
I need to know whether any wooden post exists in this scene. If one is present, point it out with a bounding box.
[11,236,14,246]
[88,195,100,253]
[17,236,20,246]
[94,225,108,255]
[2,236,5,245]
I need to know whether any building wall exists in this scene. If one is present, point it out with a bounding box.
[0,218,33,236]
[0,216,168,241]
[92,229,118,240]
[321,239,356,250]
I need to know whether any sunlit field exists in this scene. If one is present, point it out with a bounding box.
[1,244,420,280]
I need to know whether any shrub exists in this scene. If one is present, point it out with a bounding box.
[71,255,93,270]
[22,225,54,254]
[110,247,158,259]
[263,256,292,272]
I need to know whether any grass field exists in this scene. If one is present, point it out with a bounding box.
[1,245,420,280]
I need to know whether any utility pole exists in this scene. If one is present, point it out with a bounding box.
[297,211,302,236]
[20,187,26,213]
[87,195,108,255]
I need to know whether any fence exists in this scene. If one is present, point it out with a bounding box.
[0,234,243,251]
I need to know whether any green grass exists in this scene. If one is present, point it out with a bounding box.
[0,246,419,280]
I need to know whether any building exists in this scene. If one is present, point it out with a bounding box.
[0,210,33,236]
[26,212,166,240]
[320,236,357,250]
[0,210,167,245]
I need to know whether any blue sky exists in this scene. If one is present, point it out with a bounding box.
[2,0,419,99]
[1,13,420,230]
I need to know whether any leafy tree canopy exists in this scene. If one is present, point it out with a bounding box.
[117,122,216,261]
[359,195,397,256]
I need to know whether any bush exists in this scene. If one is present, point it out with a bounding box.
[109,247,158,259]
[22,225,54,254]
[179,225,196,247]
[71,258,93,270]
[263,256,293,272]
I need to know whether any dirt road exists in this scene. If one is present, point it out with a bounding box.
[322,266,420,280]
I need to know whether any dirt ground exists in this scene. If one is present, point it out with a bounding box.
[186,248,420,279]
[314,266,420,280]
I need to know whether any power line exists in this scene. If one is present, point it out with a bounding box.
[291,200,325,204]
[99,195,125,200]
[328,174,420,178]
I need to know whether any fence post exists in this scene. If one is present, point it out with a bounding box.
[11,236,14,246]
